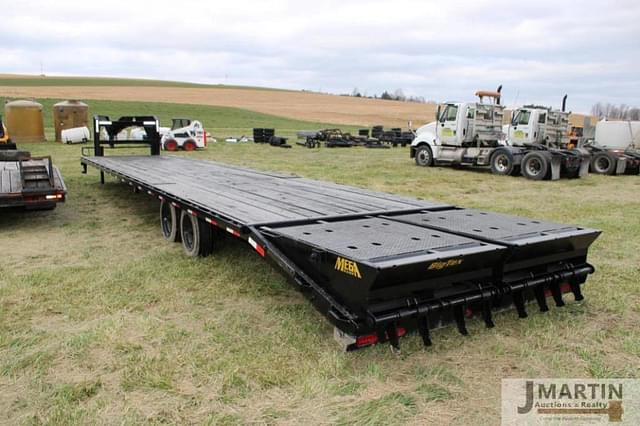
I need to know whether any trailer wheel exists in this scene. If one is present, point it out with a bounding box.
[490,151,515,176]
[590,152,615,175]
[180,210,213,257]
[521,152,549,180]
[183,139,196,151]
[164,139,178,151]
[414,145,433,167]
[160,200,181,242]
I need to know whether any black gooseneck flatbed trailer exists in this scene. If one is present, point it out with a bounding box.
[81,116,601,351]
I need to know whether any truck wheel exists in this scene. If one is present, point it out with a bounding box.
[164,139,178,151]
[180,210,213,257]
[521,152,549,180]
[160,200,181,242]
[183,139,196,151]
[415,145,433,167]
[490,151,515,176]
[590,152,615,175]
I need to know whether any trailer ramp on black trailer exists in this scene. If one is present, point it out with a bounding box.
[81,116,600,351]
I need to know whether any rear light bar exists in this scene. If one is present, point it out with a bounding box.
[356,327,407,348]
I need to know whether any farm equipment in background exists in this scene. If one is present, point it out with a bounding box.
[410,88,589,180]
[161,118,207,151]
[580,120,640,175]
[253,128,291,148]
[296,129,354,148]
[372,125,415,147]
[296,128,390,149]
[0,115,17,150]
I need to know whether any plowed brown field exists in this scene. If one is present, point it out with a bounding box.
[0,85,591,127]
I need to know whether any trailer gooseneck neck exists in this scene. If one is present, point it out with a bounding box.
[81,116,600,351]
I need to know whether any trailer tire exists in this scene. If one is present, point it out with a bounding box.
[164,139,178,151]
[183,139,196,151]
[414,145,433,167]
[590,152,615,175]
[490,151,515,176]
[180,210,213,257]
[160,200,181,242]
[521,152,549,180]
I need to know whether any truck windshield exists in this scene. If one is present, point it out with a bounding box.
[512,110,531,126]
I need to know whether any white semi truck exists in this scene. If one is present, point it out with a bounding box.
[410,89,588,180]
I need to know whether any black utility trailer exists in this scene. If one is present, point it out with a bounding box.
[0,149,67,210]
[81,116,600,350]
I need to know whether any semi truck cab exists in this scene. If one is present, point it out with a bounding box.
[507,106,570,148]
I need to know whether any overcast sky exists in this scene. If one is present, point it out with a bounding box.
[3,0,639,112]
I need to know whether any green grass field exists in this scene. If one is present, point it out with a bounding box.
[1,100,639,425]
[0,75,284,91]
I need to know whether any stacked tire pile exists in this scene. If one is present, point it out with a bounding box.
[253,128,291,148]
[253,128,275,143]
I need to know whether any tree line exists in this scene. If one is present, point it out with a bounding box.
[591,102,640,120]
[342,88,427,103]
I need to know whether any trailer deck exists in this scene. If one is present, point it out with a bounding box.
[80,116,601,350]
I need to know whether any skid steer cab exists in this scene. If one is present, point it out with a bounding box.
[161,118,207,152]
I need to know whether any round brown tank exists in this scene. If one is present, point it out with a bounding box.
[4,100,46,143]
[53,100,89,142]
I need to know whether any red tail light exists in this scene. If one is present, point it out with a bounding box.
[355,327,407,348]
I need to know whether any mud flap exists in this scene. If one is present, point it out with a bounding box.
[615,158,627,175]
[550,156,562,180]
[579,157,590,177]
